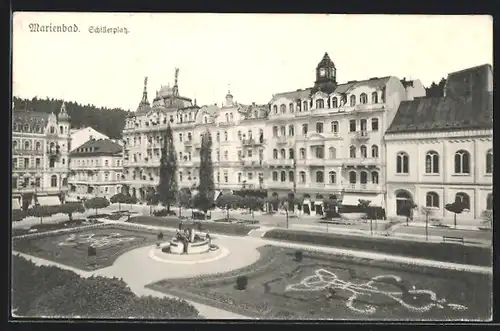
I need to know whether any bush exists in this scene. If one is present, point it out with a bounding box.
[236,275,248,290]
[153,209,177,217]
[294,250,303,262]
[12,255,199,318]
[12,209,27,222]
[87,214,111,219]
[338,205,386,220]
[264,229,492,267]
[84,197,110,214]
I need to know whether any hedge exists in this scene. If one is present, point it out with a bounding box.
[12,255,199,318]
[128,216,258,236]
[263,229,492,267]
[12,219,102,238]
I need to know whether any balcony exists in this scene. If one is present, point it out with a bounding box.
[267,159,294,168]
[353,130,370,141]
[240,159,265,168]
[242,138,266,146]
[183,140,193,147]
[342,158,381,168]
[275,136,288,144]
[344,183,383,193]
[218,120,235,126]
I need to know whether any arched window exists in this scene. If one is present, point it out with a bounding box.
[329,171,336,184]
[303,101,308,111]
[331,121,338,133]
[316,99,324,109]
[35,141,41,151]
[455,192,470,210]
[315,171,324,183]
[13,140,18,150]
[371,145,379,158]
[272,171,278,181]
[454,150,470,174]
[350,95,356,106]
[486,149,493,173]
[349,145,356,158]
[396,152,409,174]
[425,151,439,174]
[280,104,286,113]
[289,103,294,113]
[24,124,30,132]
[371,118,379,131]
[316,122,324,133]
[329,147,336,159]
[288,171,294,182]
[230,113,234,121]
[215,131,220,142]
[360,145,367,158]
[288,125,295,136]
[299,148,306,159]
[280,171,286,182]
[349,171,357,184]
[273,149,278,159]
[487,193,493,210]
[360,93,368,104]
[24,141,30,150]
[426,192,440,208]
[280,126,286,136]
[273,105,278,113]
[51,175,57,187]
[237,131,242,140]
[332,97,338,108]
[273,126,278,137]
[289,148,294,159]
[179,172,183,182]
[299,171,306,183]
[50,126,55,134]
[371,171,379,184]
[360,171,368,184]
[280,149,286,159]
[204,116,208,124]
[248,130,253,139]
[224,131,228,141]
[302,124,308,135]
[372,92,378,103]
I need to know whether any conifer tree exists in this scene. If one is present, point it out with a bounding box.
[194,130,215,216]
[158,124,178,212]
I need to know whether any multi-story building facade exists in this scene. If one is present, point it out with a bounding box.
[70,126,109,152]
[265,53,426,213]
[67,138,123,200]
[12,102,72,209]
[384,64,493,223]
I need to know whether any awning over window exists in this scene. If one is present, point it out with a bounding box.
[12,198,21,210]
[303,199,311,205]
[37,196,61,206]
[341,194,384,207]
[314,201,323,206]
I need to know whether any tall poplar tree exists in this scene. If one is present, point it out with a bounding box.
[194,130,215,216]
[158,124,178,212]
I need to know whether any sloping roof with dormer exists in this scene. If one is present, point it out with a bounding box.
[70,138,123,156]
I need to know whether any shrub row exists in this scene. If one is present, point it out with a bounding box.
[12,255,199,318]
[128,216,258,236]
[12,219,101,237]
[263,229,492,267]
[12,222,108,241]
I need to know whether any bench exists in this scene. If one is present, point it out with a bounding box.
[442,236,465,244]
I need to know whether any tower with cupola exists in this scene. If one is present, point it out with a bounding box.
[313,52,337,94]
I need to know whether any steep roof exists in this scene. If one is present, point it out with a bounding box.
[70,138,122,156]
[387,64,493,134]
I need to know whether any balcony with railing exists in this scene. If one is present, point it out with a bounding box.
[239,159,265,168]
[344,183,383,193]
[267,159,294,167]
[242,138,266,146]
[342,157,381,168]
[353,130,370,141]
[183,139,193,147]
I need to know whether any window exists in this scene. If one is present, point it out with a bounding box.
[216,151,220,161]
[372,92,378,103]
[288,125,295,136]
[289,103,294,113]
[280,126,286,136]
[302,124,308,135]
[248,172,253,180]
[316,99,324,109]
[272,171,278,181]
[360,171,368,184]
[487,193,493,210]
[224,131,228,141]
[104,172,109,181]
[288,171,294,182]
[360,93,368,104]
[13,141,18,150]
[35,142,41,151]
[289,148,295,159]
[24,141,30,150]
[238,173,242,183]
[280,149,286,159]
[280,171,286,182]
[299,148,306,159]
[238,131,242,140]
[59,125,64,134]
[350,95,356,106]
[51,175,57,187]
[329,171,336,184]
[315,146,324,159]
[216,172,220,182]
[316,122,324,133]
[216,131,220,142]
[371,145,379,158]
[273,149,278,159]
[35,158,41,168]
[224,172,228,183]
[360,145,367,158]
[273,126,278,137]
[247,150,252,158]
[35,177,41,187]
[332,97,338,108]
[299,171,306,183]
[331,121,338,134]
[396,152,409,174]
[105,160,108,166]
[425,151,439,174]
[426,192,440,208]
[349,120,356,132]
[280,104,286,113]
[486,149,493,173]
[273,105,278,114]
[237,150,242,160]
[179,133,183,142]
[50,126,55,134]
[302,101,308,111]
[371,118,379,131]
[315,171,324,183]
[204,116,208,124]
[224,151,228,160]
[455,192,470,209]
[360,119,367,132]
[454,150,470,174]
[349,145,356,158]
[371,171,379,184]
[349,171,357,184]
[24,158,29,168]
[329,147,336,159]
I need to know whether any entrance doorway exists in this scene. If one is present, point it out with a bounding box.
[396,190,413,216]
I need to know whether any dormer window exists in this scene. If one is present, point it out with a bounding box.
[332,97,338,108]
[23,124,30,132]
[316,99,324,109]
[302,101,308,111]
[360,93,368,104]
[350,95,356,106]
[280,104,286,114]
[372,92,378,103]
[273,105,278,114]
[50,126,55,134]
[289,103,294,113]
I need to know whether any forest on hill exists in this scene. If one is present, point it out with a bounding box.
[12,97,130,139]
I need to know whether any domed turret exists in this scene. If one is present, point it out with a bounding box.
[58,102,70,122]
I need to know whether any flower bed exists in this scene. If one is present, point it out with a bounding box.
[213,217,259,225]
[12,254,199,318]
[12,219,104,238]
[87,214,111,219]
[263,229,492,267]
[128,216,258,236]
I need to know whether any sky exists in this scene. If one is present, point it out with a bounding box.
[12,13,493,111]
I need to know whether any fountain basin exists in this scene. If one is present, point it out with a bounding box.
[160,238,211,255]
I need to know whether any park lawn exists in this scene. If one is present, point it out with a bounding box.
[147,245,491,320]
[13,227,174,271]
